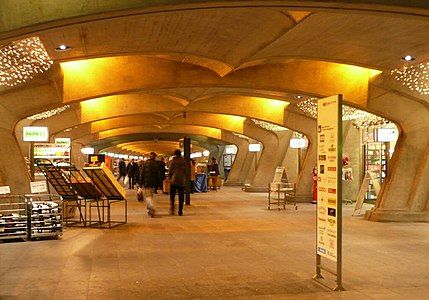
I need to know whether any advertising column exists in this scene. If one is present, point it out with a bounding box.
[314,95,344,291]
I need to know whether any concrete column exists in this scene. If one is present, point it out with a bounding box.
[222,132,250,186]
[342,121,362,202]
[0,128,31,194]
[364,80,429,222]
[243,120,279,192]
[275,131,293,168]
[71,142,86,170]
[283,110,317,201]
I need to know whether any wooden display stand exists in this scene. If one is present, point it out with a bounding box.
[83,163,127,228]
[267,167,297,210]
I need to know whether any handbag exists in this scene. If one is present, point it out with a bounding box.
[124,175,129,185]
[136,187,144,202]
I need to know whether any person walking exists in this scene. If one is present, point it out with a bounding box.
[156,157,167,194]
[117,158,127,182]
[169,150,187,216]
[190,159,196,193]
[126,159,139,189]
[208,157,220,190]
[138,152,159,217]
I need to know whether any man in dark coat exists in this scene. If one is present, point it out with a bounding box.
[126,159,139,189]
[169,150,187,216]
[155,157,167,194]
[117,158,127,182]
[138,152,159,217]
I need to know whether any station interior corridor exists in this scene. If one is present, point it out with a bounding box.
[1,187,428,299]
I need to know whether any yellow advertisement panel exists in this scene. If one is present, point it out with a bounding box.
[317,95,341,262]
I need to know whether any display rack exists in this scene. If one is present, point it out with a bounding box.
[363,142,388,202]
[0,195,28,241]
[26,194,63,239]
[83,164,127,228]
[268,182,297,210]
[36,160,86,227]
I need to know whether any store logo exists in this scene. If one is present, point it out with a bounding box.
[319,134,325,142]
[328,188,336,194]
[319,155,326,161]
[328,167,336,172]
[328,145,336,152]
[328,219,336,226]
[328,198,336,205]
[328,208,336,217]
[318,187,326,192]
[318,247,326,254]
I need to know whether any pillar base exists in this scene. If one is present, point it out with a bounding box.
[365,208,429,222]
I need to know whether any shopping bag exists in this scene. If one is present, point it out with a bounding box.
[124,175,129,185]
[136,187,144,202]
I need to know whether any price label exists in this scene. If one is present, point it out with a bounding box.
[30,181,48,194]
[0,186,11,194]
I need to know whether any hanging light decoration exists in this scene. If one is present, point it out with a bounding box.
[296,97,318,118]
[27,105,70,120]
[391,61,429,95]
[0,36,53,87]
[296,98,390,129]
[232,132,250,140]
[251,118,288,132]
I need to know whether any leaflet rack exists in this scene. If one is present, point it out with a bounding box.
[68,167,104,228]
[268,182,297,211]
[83,164,127,228]
[0,195,28,241]
[26,194,63,240]
[36,160,85,227]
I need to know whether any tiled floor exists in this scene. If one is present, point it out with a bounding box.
[1,187,428,299]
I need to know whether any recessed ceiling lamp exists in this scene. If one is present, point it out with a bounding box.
[402,55,415,62]
[55,44,70,51]
[295,95,303,100]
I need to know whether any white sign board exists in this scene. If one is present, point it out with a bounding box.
[0,186,11,194]
[54,137,71,146]
[248,143,261,152]
[23,126,49,142]
[290,138,307,149]
[376,128,398,142]
[272,167,286,183]
[30,181,48,194]
[316,95,342,262]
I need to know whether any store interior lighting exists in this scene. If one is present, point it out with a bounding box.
[81,147,95,155]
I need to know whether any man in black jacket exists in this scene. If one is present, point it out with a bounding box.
[138,152,159,217]
[126,159,139,189]
[117,158,127,182]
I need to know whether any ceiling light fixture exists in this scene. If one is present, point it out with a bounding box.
[402,55,415,62]
[55,44,70,51]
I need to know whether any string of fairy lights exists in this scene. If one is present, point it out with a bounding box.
[27,105,70,120]
[296,98,391,129]
[251,118,288,132]
[391,61,429,95]
[0,37,53,87]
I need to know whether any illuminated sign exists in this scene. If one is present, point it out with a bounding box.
[248,143,262,152]
[23,126,49,142]
[290,138,307,149]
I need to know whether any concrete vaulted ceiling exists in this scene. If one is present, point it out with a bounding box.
[2,0,429,155]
